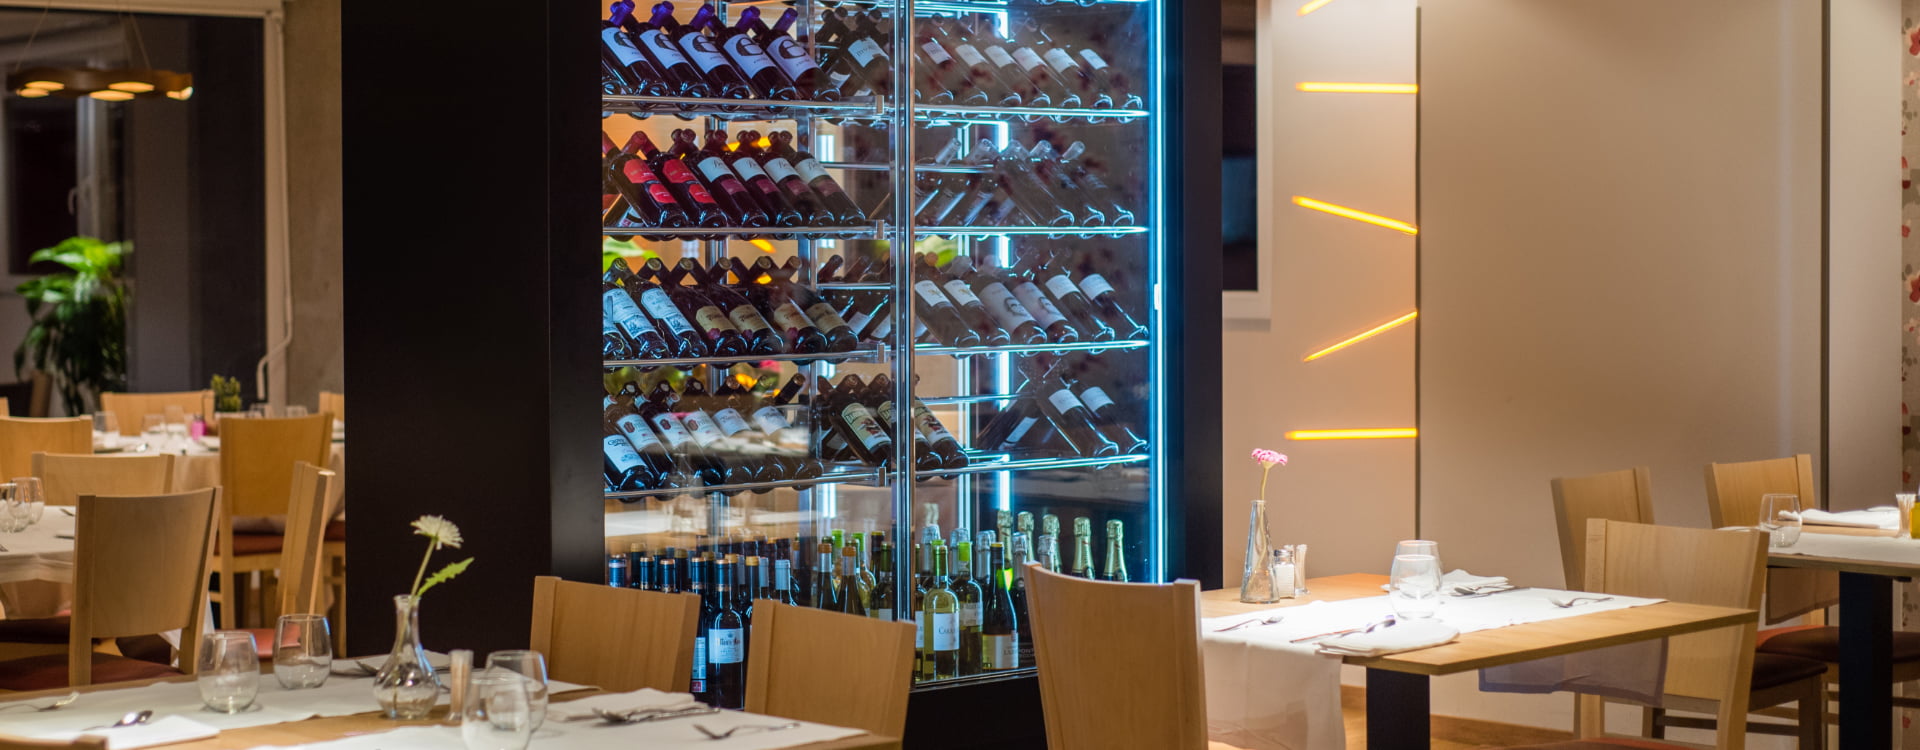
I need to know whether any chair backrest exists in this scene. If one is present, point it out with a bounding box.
[277,462,336,616]
[32,452,177,507]
[1703,454,1835,622]
[99,391,213,437]
[0,735,107,749]
[0,417,90,481]
[528,576,699,693]
[70,488,219,686]
[1550,466,1654,590]
[318,391,345,425]
[744,601,914,738]
[216,414,333,518]
[1024,564,1208,750]
[1585,519,1760,750]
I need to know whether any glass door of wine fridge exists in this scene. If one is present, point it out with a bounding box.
[594,0,1163,696]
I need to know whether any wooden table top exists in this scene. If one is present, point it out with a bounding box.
[1201,573,1756,677]
[0,676,899,750]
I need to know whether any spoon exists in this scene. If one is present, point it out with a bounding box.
[1212,614,1285,632]
[694,721,800,739]
[85,710,152,731]
[0,691,78,712]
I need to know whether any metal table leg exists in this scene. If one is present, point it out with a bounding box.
[1366,667,1430,749]
[1838,571,1893,748]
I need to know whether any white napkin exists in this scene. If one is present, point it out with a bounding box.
[1317,618,1458,657]
[546,688,698,722]
[47,716,220,750]
[1792,507,1901,530]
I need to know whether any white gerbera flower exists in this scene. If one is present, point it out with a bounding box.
[411,515,464,549]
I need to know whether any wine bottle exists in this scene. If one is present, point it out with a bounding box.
[608,551,630,587]
[767,131,866,225]
[910,261,983,347]
[909,27,963,105]
[1014,19,1110,109]
[998,142,1100,226]
[1071,517,1096,580]
[954,16,1048,107]
[771,555,797,604]
[1025,141,1116,226]
[602,401,659,493]
[843,13,896,96]
[1030,254,1116,342]
[736,130,834,226]
[1005,28,1081,110]
[811,541,843,611]
[826,375,895,466]
[658,3,754,102]
[953,541,984,676]
[766,257,860,354]
[1037,140,1135,225]
[671,381,764,487]
[838,544,871,616]
[613,0,713,99]
[743,374,825,483]
[723,258,831,356]
[1028,366,1120,457]
[742,555,762,622]
[657,556,679,594]
[744,8,828,100]
[682,259,780,355]
[921,254,1010,346]
[922,19,1013,106]
[999,264,1079,344]
[950,257,1046,345]
[1051,249,1147,338]
[867,374,942,475]
[920,545,961,680]
[648,259,749,356]
[615,260,709,357]
[632,132,727,230]
[811,10,868,98]
[979,541,1018,671]
[871,538,897,620]
[707,560,746,709]
[700,8,798,100]
[605,133,693,229]
[603,278,666,361]
[600,16,670,97]
[630,544,653,590]
[705,131,803,229]
[636,384,726,485]
[673,130,769,228]
[908,393,970,471]
[975,392,1043,453]
[690,559,712,702]
[606,393,682,484]
[1067,370,1148,454]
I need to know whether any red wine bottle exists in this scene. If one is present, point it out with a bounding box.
[767,132,865,225]
[644,383,730,487]
[774,257,860,353]
[976,393,1044,452]
[615,259,709,358]
[704,131,802,228]
[605,133,692,228]
[604,400,661,493]
[632,132,727,230]
[657,3,753,101]
[735,130,833,226]
[606,394,682,487]
[646,258,748,356]
[674,129,769,227]
[614,0,712,99]
[601,15,670,97]
[743,8,827,101]
[604,260,678,360]
[686,259,781,355]
[701,8,797,101]
[676,379,765,486]
[725,258,830,356]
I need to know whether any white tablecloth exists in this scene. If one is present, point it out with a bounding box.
[0,512,77,585]
[234,709,865,750]
[1201,589,1665,750]
[1774,532,1920,565]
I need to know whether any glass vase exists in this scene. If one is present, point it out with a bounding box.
[374,594,438,719]
[1240,500,1278,603]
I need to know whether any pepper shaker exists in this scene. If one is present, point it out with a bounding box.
[446,649,473,723]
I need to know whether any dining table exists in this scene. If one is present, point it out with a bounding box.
[1201,574,1756,750]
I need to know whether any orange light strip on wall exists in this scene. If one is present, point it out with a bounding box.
[1296,82,1418,94]
[1303,310,1418,362]
[1292,196,1419,235]
[1286,428,1419,440]
[1297,0,1336,14]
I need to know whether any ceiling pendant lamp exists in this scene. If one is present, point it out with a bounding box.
[5,7,193,102]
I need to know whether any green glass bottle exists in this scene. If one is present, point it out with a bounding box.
[919,545,960,681]
[979,542,1019,671]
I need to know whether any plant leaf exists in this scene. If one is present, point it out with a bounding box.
[414,557,473,598]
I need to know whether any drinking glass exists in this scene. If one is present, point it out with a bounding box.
[485,650,549,730]
[1760,494,1803,548]
[1394,540,1440,570]
[286,405,309,418]
[273,614,333,689]
[141,415,166,451]
[1901,493,1918,539]
[164,406,189,447]
[0,483,23,533]
[93,413,119,446]
[1388,554,1443,619]
[462,669,535,750]
[197,631,260,713]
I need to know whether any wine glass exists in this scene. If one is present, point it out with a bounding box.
[0,483,22,533]
[273,614,333,689]
[10,478,42,527]
[285,405,309,418]
[141,415,166,452]
[1388,554,1442,619]
[462,668,535,750]
[485,650,549,731]
[197,631,261,713]
[1760,494,1803,548]
[93,412,119,448]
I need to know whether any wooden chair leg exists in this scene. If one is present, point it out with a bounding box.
[1796,679,1824,750]
[1645,707,1667,739]
[217,570,237,630]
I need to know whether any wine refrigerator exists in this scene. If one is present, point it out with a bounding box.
[343,0,1217,745]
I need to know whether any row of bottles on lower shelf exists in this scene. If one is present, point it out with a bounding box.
[602,514,1131,693]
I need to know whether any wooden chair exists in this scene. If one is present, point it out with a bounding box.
[318,391,345,425]
[241,462,336,657]
[31,452,177,506]
[0,488,218,690]
[0,372,51,417]
[0,736,107,749]
[744,601,914,738]
[1550,466,1654,590]
[1025,563,1208,750]
[0,417,89,482]
[528,576,699,692]
[98,390,213,437]
[212,413,334,629]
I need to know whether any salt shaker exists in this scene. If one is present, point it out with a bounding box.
[445,649,473,723]
[1269,547,1296,599]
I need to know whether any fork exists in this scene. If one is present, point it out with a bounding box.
[694,721,800,740]
[1549,596,1614,608]
[1213,614,1285,632]
[596,705,718,724]
[1291,616,1396,644]
[0,691,78,712]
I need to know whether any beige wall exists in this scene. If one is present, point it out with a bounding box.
[284,0,344,411]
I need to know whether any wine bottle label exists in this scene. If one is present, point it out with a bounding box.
[1012,47,1048,73]
[1045,274,1086,302]
[981,634,1017,670]
[1080,386,1116,415]
[960,602,982,627]
[763,157,804,186]
[691,638,708,682]
[727,304,773,333]
[639,288,698,336]
[1012,281,1068,328]
[914,279,954,309]
[1079,273,1116,300]
[870,315,894,341]
[616,414,665,451]
[921,41,953,65]
[932,611,959,651]
[952,44,988,68]
[915,611,925,648]
[712,408,753,437]
[682,410,728,447]
[1048,388,1085,416]
[693,305,738,334]
[805,301,851,331]
[840,403,890,453]
[845,309,873,334]
[658,160,718,204]
[792,158,840,193]
[721,35,775,77]
[604,28,648,67]
[828,70,852,90]
[602,315,623,340]
[984,46,1018,69]
[1003,416,1040,448]
[774,559,792,589]
[941,279,985,309]
[752,405,792,434]
[619,160,672,202]
[1042,48,1080,75]
[876,609,895,621]
[912,402,959,445]
[603,289,655,342]
[847,37,886,67]
[650,413,697,448]
[768,37,820,81]
[977,282,1039,329]
[604,434,647,473]
[639,29,691,68]
[875,400,898,429]
[709,628,745,664]
[696,156,740,186]
[678,33,733,74]
[1079,49,1110,70]
[769,300,812,332]
[728,156,771,185]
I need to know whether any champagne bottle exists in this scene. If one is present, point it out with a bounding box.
[839,544,872,616]
[1071,517,1096,579]
[953,541,984,676]
[660,3,754,102]
[700,8,798,100]
[1009,532,1033,667]
[920,544,961,680]
[812,541,842,611]
[632,131,727,230]
[921,253,1010,346]
[707,560,746,709]
[980,542,1018,671]
[1104,520,1129,583]
[744,8,827,100]
[612,0,712,99]
[767,131,866,225]
[1040,514,1063,573]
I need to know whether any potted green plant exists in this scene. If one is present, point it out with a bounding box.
[211,375,242,413]
[13,237,129,416]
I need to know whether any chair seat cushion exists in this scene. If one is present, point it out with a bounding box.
[1757,624,1920,664]
[1504,741,1683,750]
[244,627,275,659]
[0,616,70,644]
[1749,652,1828,691]
[0,652,180,690]
[219,533,283,556]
